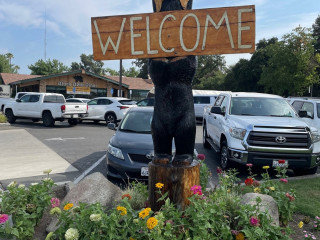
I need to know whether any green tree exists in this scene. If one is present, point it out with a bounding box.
[223,38,278,92]
[105,67,118,76]
[0,53,19,73]
[193,55,227,90]
[71,54,104,75]
[124,67,139,77]
[259,27,320,96]
[132,59,148,79]
[28,59,69,75]
[312,15,320,54]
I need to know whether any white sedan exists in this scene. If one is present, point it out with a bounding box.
[82,97,136,124]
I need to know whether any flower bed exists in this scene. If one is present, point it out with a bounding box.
[1,157,320,240]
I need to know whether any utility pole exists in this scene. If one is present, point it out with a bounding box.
[44,7,47,61]
[119,59,123,97]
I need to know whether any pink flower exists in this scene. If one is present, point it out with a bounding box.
[216,167,223,174]
[0,214,9,224]
[280,178,288,183]
[246,163,253,167]
[285,193,295,201]
[190,185,203,195]
[50,198,61,208]
[197,154,205,161]
[249,216,260,227]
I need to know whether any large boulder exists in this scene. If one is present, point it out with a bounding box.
[47,172,123,233]
[241,193,279,226]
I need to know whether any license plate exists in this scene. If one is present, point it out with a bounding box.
[272,160,288,168]
[141,167,149,176]
[72,114,78,118]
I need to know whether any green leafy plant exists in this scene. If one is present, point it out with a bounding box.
[0,113,7,123]
[0,176,55,239]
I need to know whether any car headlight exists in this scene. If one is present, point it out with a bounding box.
[311,132,320,143]
[108,144,124,160]
[229,128,246,140]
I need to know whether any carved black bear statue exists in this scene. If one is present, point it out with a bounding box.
[149,0,196,166]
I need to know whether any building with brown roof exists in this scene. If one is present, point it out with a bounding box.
[106,75,154,100]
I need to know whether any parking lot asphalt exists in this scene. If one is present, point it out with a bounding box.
[0,127,78,185]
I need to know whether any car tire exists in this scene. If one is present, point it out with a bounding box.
[68,119,78,126]
[220,140,230,170]
[93,120,100,124]
[5,109,16,123]
[42,111,55,127]
[294,166,318,176]
[32,119,40,122]
[203,126,211,149]
[105,113,116,124]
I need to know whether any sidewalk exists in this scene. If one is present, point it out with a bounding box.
[0,128,78,183]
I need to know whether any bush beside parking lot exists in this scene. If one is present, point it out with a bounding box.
[0,113,7,123]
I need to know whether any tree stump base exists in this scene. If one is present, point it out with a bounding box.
[148,160,200,211]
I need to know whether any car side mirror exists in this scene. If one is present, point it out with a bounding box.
[107,123,117,130]
[298,110,307,118]
[16,99,21,102]
[211,106,225,116]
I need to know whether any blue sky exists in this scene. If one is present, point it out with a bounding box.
[0,0,319,74]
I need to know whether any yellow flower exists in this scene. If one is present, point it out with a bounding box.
[155,183,164,189]
[254,188,261,193]
[139,208,151,219]
[269,187,275,191]
[298,221,304,228]
[63,203,74,211]
[116,206,127,216]
[262,166,270,170]
[146,217,158,230]
[235,232,245,240]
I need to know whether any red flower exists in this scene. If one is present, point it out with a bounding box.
[122,194,132,200]
[216,167,223,174]
[246,163,253,167]
[285,193,295,201]
[280,178,288,183]
[244,178,254,186]
[197,154,205,160]
[250,216,260,227]
[278,160,286,164]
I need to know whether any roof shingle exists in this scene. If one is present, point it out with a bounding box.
[0,73,42,85]
[105,76,154,90]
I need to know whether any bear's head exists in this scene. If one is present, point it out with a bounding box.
[152,0,193,12]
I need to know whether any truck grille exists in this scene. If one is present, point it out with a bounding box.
[128,154,152,164]
[247,131,310,148]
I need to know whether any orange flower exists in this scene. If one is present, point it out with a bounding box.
[63,203,73,211]
[146,217,158,230]
[235,232,245,240]
[122,194,132,200]
[155,183,164,189]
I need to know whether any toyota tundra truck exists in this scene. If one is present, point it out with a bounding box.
[203,92,320,175]
[4,93,88,127]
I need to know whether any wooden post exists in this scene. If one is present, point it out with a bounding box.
[148,160,200,211]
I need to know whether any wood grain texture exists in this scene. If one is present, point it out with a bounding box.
[91,5,255,60]
[148,160,200,211]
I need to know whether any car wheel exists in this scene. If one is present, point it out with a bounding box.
[42,111,55,127]
[32,119,40,122]
[93,120,100,124]
[105,113,116,124]
[294,166,318,176]
[203,126,211,149]
[68,119,78,126]
[5,109,16,123]
[220,140,230,170]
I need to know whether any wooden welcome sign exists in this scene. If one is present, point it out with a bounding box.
[91,5,255,60]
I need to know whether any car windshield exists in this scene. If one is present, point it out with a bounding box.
[119,100,136,105]
[119,111,153,133]
[230,97,296,117]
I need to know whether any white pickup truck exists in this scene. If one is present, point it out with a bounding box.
[4,93,88,127]
[0,92,35,112]
[203,92,320,175]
